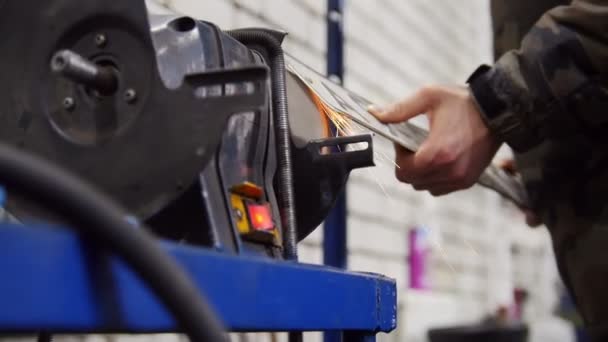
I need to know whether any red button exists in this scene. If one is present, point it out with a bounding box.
[246,203,274,231]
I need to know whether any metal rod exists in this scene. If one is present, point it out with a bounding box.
[50,49,118,95]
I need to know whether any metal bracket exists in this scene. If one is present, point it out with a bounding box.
[306,134,375,170]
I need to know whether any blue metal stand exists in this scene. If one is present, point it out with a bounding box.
[324,0,347,340]
[324,1,346,268]
[0,224,396,338]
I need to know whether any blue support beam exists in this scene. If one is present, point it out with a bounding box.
[323,195,347,269]
[324,0,346,272]
[0,224,396,334]
[326,0,344,82]
[325,0,347,340]
[324,0,346,268]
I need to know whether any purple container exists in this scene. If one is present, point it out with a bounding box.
[409,227,430,290]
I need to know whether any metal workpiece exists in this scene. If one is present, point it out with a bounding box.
[286,54,530,208]
[51,49,118,96]
[0,224,398,336]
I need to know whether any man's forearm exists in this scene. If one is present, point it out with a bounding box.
[469,0,608,153]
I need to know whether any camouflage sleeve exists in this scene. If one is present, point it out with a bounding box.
[468,0,608,152]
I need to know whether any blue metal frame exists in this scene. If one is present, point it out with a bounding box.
[324,0,346,269]
[326,0,344,82]
[0,224,396,338]
[324,0,347,273]
[324,0,347,340]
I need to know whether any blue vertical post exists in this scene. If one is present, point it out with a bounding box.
[324,0,346,341]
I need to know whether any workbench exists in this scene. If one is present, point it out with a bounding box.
[0,224,397,341]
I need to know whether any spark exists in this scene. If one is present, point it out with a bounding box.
[424,226,457,279]
[313,95,399,200]
[366,168,391,200]
[374,149,401,169]
[462,236,481,258]
[309,90,468,284]
[309,89,467,283]
[325,108,402,170]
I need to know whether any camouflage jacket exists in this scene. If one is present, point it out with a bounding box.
[472,1,608,339]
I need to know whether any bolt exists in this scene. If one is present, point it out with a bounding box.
[124,88,137,103]
[328,75,342,84]
[51,49,118,95]
[95,33,107,48]
[62,97,75,111]
[328,10,342,24]
[235,208,244,220]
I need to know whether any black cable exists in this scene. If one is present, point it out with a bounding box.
[226,29,299,261]
[0,143,227,342]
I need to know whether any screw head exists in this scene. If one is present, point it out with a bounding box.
[94,33,107,47]
[62,97,75,111]
[235,208,244,220]
[124,88,137,103]
[328,10,342,23]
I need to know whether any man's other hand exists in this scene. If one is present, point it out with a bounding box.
[370,85,501,196]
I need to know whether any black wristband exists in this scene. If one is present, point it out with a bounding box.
[467,65,537,152]
[467,65,508,120]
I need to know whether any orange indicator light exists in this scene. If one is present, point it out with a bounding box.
[246,203,274,231]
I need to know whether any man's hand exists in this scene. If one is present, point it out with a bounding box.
[370,85,501,196]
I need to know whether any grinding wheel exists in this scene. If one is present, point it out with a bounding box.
[0,0,267,219]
